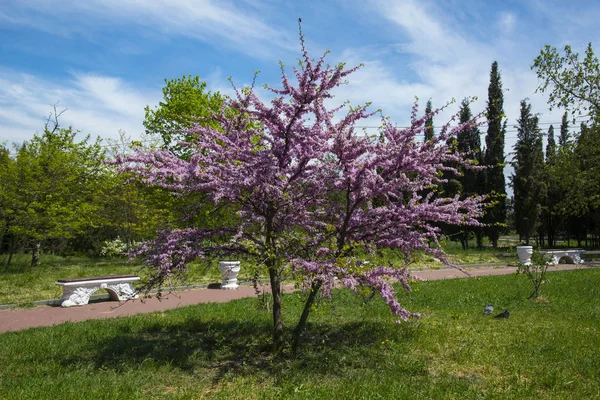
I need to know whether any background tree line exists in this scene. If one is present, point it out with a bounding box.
[511,42,600,248]
[2,43,599,268]
[0,76,228,268]
[415,43,600,249]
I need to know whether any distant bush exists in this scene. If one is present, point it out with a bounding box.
[517,249,553,299]
[99,238,139,257]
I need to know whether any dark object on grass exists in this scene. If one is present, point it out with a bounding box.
[494,309,510,319]
[484,303,493,315]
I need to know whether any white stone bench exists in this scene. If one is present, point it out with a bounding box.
[56,275,140,307]
[539,249,585,265]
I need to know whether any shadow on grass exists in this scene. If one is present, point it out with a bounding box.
[61,313,423,383]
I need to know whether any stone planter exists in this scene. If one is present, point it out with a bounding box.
[219,260,240,290]
[516,245,533,265]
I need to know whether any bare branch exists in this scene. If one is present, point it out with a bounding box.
[44,103,68,134]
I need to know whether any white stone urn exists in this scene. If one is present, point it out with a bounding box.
[516,246,533,265]
[219,260,240,289]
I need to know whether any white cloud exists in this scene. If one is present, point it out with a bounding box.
[0,70,158,144]
[383,0,477,64]
[71,74,149,120]
[499,12,516,34]
[1,0,295,58]
[328,0,566,143]
[321,0,497,130]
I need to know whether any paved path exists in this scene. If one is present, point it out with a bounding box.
[0,264,593,334]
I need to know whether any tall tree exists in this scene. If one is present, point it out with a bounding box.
[424,99,435,142]
[484,61,507,248]
[9,122,106,266]
[144,75,225,158]
[541,125,561,247]
[512,100,545,245]
[457,99,484,194]
[546,125,557,162]
[533,43,600,238]
[571,122,600,214]
[455,99,485,248]
[120,27,485,353]
[559,111,571,147]
[0,145,17,265]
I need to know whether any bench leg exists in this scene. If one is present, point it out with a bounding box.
[60,286,99,307]
[105,283,139,301]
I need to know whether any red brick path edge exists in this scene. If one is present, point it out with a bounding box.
[0,264,593,334]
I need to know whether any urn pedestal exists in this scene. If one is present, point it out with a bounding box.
[516,246,533,265]
[219,261,240,290]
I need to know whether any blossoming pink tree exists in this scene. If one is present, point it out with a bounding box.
[118,27,485,352]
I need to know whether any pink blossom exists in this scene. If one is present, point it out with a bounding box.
[116,29,485,324]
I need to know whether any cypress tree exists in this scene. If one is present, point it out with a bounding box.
[542,124,561,246]
[484,61,507,248]
[457,100,485,198]
[512,100,545,245]
[546,125,557,162]
[457,99,485,248]
[559,111,571,147]
[424,99,435,142]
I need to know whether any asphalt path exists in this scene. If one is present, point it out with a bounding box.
[0,263,593,334]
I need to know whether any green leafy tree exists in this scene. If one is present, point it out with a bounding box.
[534,43,600,242]
[0,145,12,239]
[571,123,600,213]
[88,171,176,252]
[532,43,600,121]
[142,76,238,233]
[103,131,238,252]
[8,117,106,266]
[484,61,507,247]
[98,131,178,250]
[511,100,545,245]
[144,75,225,158]
[0,145,18,267]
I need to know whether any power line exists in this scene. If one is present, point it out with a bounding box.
[354,117,591,130]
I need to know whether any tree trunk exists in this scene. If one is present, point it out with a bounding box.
[292,280,322,353]
[460,233,468,250]
[0,227,5,253]
[31,242,41,267]
[5,251,13,270]
[476,230,483,248]
[268,266,284,353]
[4,238,15,271]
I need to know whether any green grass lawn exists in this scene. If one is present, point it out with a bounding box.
[1,268,599,399]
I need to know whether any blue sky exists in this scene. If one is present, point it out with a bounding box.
[1,0,599,157]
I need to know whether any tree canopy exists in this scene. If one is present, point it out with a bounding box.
[144,75,225,158]
[2,119,106,266]
[484,61,507,248]
[119,26,486,353]
[533,43,600,121]
[511,100,545,245]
